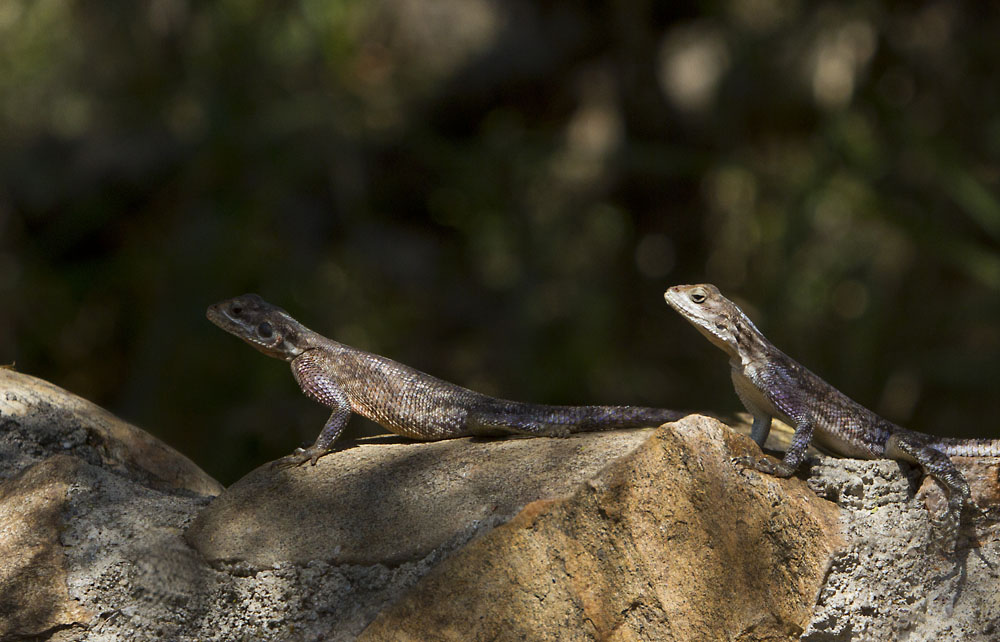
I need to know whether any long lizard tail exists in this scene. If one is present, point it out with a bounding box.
[468,403,685,437]
[933,437,1000,458]
[557,405,686,430]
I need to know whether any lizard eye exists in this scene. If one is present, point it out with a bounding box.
[257,322,274,339]
[230,304,243,317]
[691,289,707,304]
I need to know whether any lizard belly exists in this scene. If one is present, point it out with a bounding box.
[733,368,879,459]
[811,425,879,459]
[350,390,471,441]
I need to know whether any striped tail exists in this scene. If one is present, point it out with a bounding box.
[933,437,1000,458]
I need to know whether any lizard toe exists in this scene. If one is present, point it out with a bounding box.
[271,447,315,469]
[732,454,796,478]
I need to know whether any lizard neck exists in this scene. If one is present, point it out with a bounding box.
[726,313,776,372]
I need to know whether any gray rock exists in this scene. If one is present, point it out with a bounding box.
[803,455,1000,641]
[56,454,448,642]
[0,370,221,496]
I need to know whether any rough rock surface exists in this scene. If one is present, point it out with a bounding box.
[55,451,446,641]
[0,455,93,637]
[2,370,998,641]
[803,456,1000,641]
[359,417,843,641]
[0,369,221,496]
[186,429,657,566]
[0,371,222,640]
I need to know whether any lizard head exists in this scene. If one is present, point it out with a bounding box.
[207,294,307,361]
[664,284,751,360]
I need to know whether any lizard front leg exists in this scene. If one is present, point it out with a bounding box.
[749,414,772,448]
[274,405,351,467]
[738,419,814,478]
[274,351,353,467]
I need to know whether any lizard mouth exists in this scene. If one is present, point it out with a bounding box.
[205,304,225,325]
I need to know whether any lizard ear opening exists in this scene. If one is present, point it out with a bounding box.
[257,322,274,340]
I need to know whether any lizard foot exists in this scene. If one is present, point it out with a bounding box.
[271,446,329,469]
[731,455,796,478]
[976,503,1000,522]
[927,493,969,555]
[928,512,961,555]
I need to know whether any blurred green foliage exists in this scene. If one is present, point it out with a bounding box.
[2,1,999,484]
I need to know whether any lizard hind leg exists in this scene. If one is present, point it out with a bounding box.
[886,433,971,547]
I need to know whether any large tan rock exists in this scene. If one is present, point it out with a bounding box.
[359,416,844,641]
[0,371,224,640]
[186,428,657,566]
[0,370,222,496]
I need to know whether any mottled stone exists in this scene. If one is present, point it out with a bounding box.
[0,456,92,638]
[0,370,222,496]
[186,428,656,566]
[359,416,844,641]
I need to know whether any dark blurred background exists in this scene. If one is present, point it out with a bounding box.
[2,1,999,484]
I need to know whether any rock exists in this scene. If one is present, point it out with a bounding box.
[2,373,998,641]
[185,428,657,566]
[803,456,1000,640]
[0,456,93,639]
[58,456,219,640]
[0,371,224,639]
[359,416,843,641]
[0,370,222,496]
[51,448,458,641]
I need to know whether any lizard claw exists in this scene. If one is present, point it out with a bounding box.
[928,513,961,555]
[926,492,970,555]
[271,446,327,470]
[731,454,796,478]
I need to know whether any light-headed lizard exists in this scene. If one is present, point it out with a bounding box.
[665,283,999,528]
[209,294,683,466]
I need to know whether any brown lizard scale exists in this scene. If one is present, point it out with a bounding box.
[208,294,683,466]
[664,283,1000,533]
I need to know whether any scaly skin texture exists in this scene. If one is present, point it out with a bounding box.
[208,294,683,466]
[665,283,1000,532]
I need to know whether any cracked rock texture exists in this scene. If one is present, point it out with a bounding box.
[1,369,998,641]
[802,455,1000,641]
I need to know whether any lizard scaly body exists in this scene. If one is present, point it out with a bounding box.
[209,294,683,466]
[665,283,1000,527]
